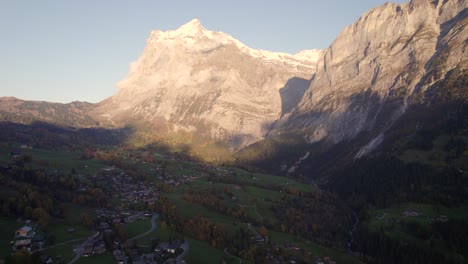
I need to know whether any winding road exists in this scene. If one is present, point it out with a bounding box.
[68,232,99,264]
[176,240,190,264]
[67,213,158,264]
[129,213,159,241]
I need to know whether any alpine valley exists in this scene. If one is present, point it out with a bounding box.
[1,0,467,264]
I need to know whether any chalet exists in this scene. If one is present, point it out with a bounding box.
[14,239,32,250]
[160,242,179,254]
[16,226,34,238]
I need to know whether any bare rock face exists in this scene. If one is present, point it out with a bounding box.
[272,0,467,155]
[93,19,320,149]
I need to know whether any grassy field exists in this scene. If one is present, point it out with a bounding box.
[171,173,307,229]
[184,238,227,264]
[369,202,468,231]
[48,223,91,244]
[0,144,108,174]
[130,218,234,263]
[127,218,152,238]
[264,229,363,264]
[166,191,238,222]
[43,243,79,263]
[367,202,468,260]
[8,147,107,175]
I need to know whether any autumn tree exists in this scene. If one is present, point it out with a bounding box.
[80,212,93,228]
[32,207,50,231]
[260,226,268,238]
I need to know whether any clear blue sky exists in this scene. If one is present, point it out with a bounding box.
[1,0,406,103]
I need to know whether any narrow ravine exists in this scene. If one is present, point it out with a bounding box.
[287,151,310,174]
[347,210,360,254]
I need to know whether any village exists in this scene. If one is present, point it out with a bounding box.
[2,148,360,264]
[4,154,194,264]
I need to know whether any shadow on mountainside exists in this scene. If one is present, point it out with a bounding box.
[236,87,435,178]
[0,121,134,149]
[279,77,311,117]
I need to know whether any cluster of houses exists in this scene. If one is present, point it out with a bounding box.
[107,172,161,207]
[152,241,185,263]
[112,240,184,264]
[12,225,44,253]
[402,209,449,222]
[429,214,449,222]
[95,208,152,227]
[81,233,106,257]
[402,209,420,217]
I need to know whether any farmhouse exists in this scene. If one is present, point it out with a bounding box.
[16,226,34,238]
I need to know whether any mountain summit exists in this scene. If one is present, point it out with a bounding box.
[93,19,321,150]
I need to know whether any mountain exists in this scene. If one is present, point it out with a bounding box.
[0,0,465,165]
[270,0,467,158]
[92,19,321,150]
[0,97,96,127]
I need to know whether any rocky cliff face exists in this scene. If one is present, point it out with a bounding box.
[271,0,467,156]
[93,19,321,149]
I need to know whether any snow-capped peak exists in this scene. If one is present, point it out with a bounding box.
[174,18,205,37]
[149,18,209,40]
[147,19,321,70]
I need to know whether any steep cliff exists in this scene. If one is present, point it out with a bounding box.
[271,0,467,158]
